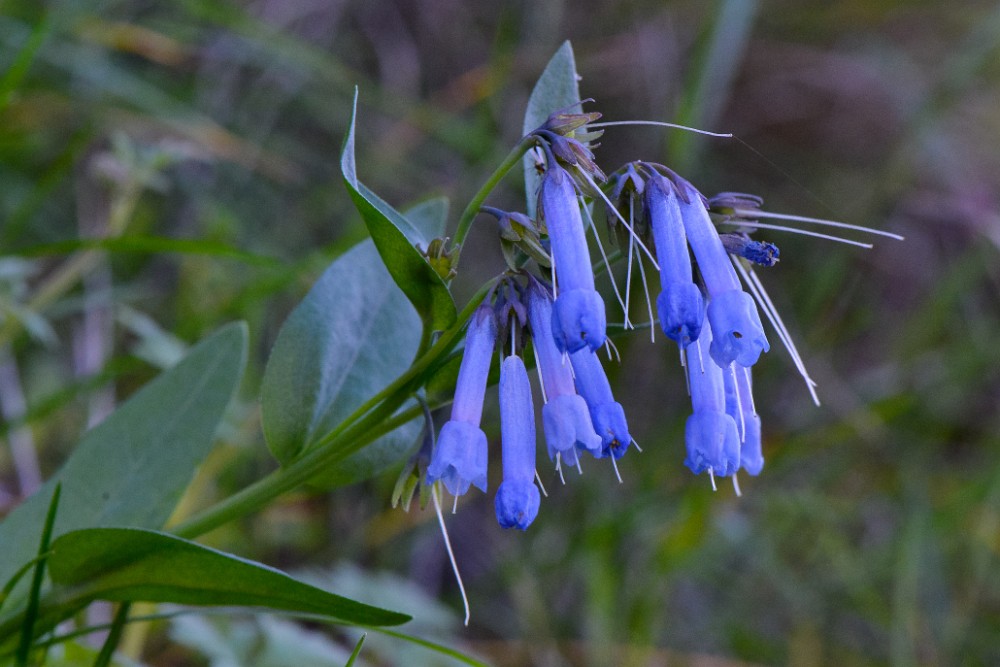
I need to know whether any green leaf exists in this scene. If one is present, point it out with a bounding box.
[12,236,282,268]
[522,41,582,217]
[261,240,422,488]
[46,528,409,627]
[341,89,456,332]
[0,323,247,603]
[402,197,449,240]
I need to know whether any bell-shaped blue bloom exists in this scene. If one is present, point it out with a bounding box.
[426,304,496,496]
[675,177,769,368]
[684,319,741,477]
[495,355,540,530]
[645,173,704,346]
[569,349,632,459]
[526,282,602,466]
[539,163,607,353]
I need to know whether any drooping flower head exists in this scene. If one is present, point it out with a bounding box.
[684,316,741,478]
[495,355,541,530]
[673,176,769,368]
[569,348,632,460]
[644,171,704,347]
[538,162,607,354]
[525,279,602,467]
[426,303,496,496]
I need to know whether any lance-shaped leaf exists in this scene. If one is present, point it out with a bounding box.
[47,528,410,627]
[522,41,582,218]
[261,240,422,488]
[0,323,247,604]
[341,89,456,332]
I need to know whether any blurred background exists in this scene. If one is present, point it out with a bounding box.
[2,0,999,665]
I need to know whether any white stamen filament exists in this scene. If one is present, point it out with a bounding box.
[732,474,742,497]
[631,438,643,453]
[604,336,621,363]
[535,470,549,498]
[556,455,566,485]
[632,232,656,343]
[580,170,661,271]
[587,119,733,139]
[732,209,905,241]
[730,364,746,440]
[708,467,717,491]
[732,257,820,406]
[743,365,757,415]
[610,454,623,484]
[722,220,874,248]
[550,247,558,299]
[432,484,470,626]
[580,200,630,322]
[531,344,548,404]
[624,201,636,330]
[575,458,583,475]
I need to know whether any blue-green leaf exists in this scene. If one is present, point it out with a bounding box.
[522,41,582,217]
[47,528,409,627]
[261,240,422,488]
[403,197,449,240]
[341,89,456,332]
[0,323,247,603]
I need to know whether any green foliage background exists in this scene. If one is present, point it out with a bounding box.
[2,0,999,665]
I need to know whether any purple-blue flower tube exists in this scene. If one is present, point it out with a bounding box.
[495,355,541,530]
[735,366,764,475]
[684,318,741,477]
[426,304,496,496]
[645,172,704,346]
[675,177,769,368]
[526,282,602,466]
[539,163,607,353]
[569,349,632,460]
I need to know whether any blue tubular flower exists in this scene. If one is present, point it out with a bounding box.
[569,349,632,459]
[495,355,541,530]
[684,318,741,477]
[426,304,496,496]
[674,177,769,368]
[526,282,602,466]
[644,172,704,346]
[539,163,607,353]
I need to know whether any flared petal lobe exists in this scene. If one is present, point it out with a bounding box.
[426,420,488,496]
[570,349,632,459]
[551,288,606,353]
[542,394,603,465]
[706,290,769,368]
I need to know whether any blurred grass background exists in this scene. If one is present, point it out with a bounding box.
[2,0,999,665]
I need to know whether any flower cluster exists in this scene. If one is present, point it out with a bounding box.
[426,107,895,528]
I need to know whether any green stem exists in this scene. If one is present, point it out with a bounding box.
[92,603,131,667]
[452,135,537,262]
[294,280,492,456]
[172,398,424,540]
[171,282,492,540]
